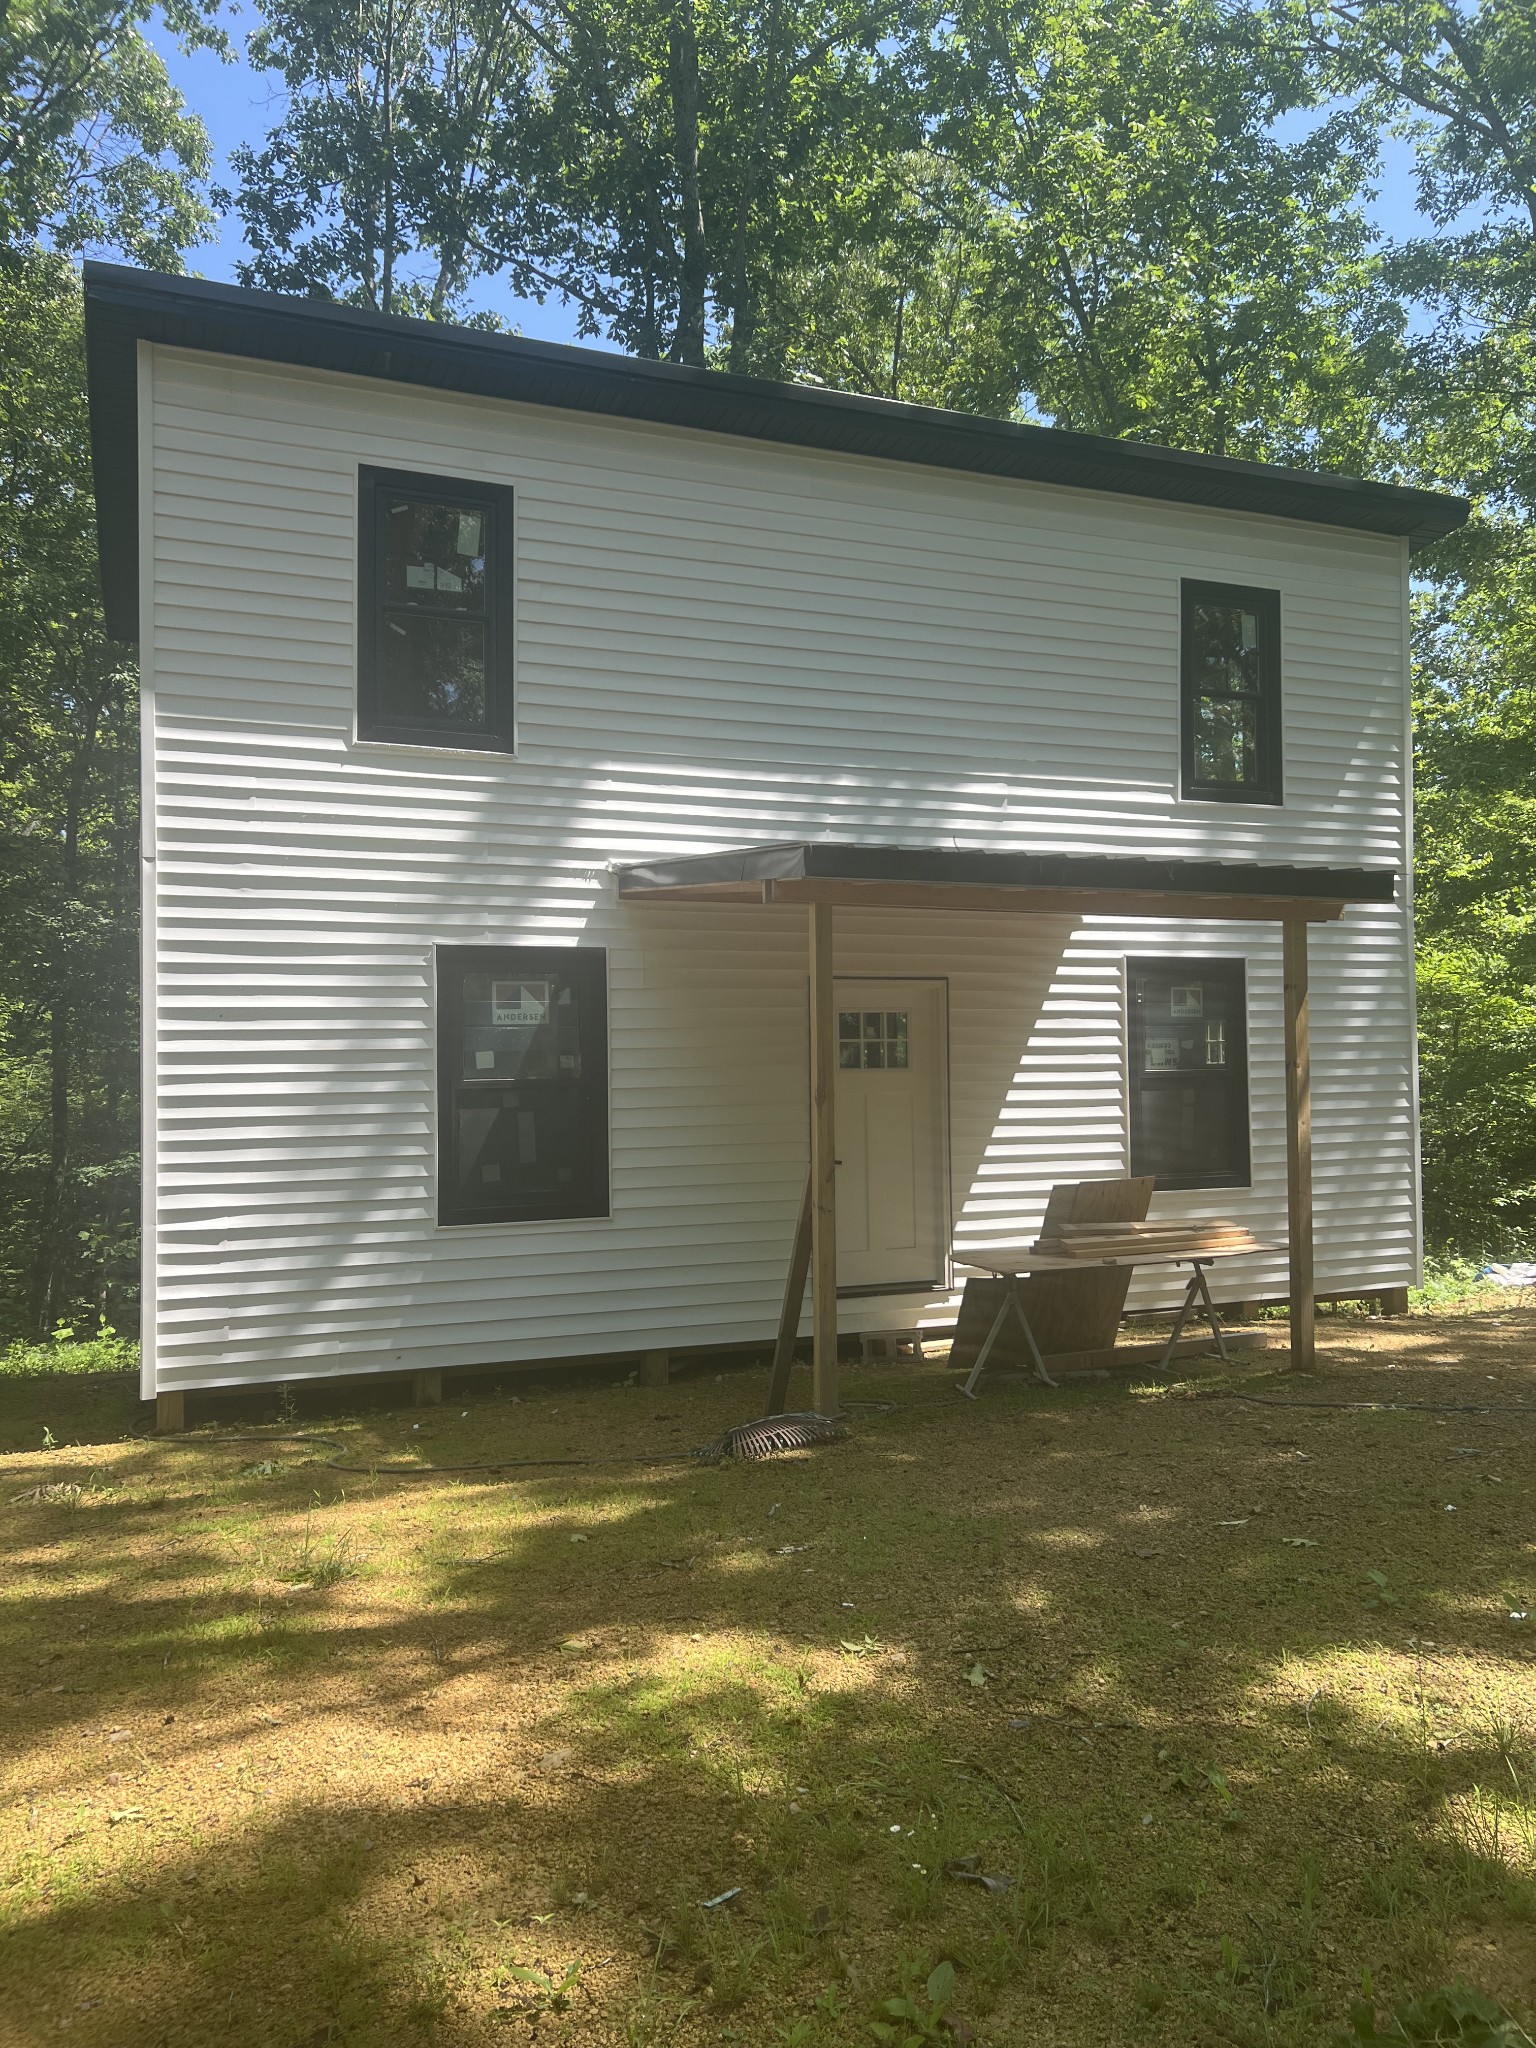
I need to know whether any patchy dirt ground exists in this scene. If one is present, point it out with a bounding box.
[3,1313,1535,2046]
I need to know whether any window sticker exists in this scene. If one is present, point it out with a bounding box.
[456,511,484,557]
[1146,1034,1181,1071]
[1205,1021,1226,1067]
[405,562,465,594]
[1169,985,1203,1017]
[492,979,550,1027]
[475,1049,495,1071]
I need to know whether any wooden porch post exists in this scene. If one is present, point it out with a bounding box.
[809,900,839,1415]
[1283,917,1315,1369]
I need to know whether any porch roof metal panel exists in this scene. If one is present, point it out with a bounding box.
[83,260,1468,641]
[612,841,1395,920]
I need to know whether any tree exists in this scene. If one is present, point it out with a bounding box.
[478,0,919,369]
[1296,0,1536,245]
[230,0,919,365]
[872,0,1404,462]
[1288,0,1536,1251]
[0,254,141,1333]
[1412,534,1536,1253]
[226,0,536,318]
[0,0,214,1332]
[0,0,216,263]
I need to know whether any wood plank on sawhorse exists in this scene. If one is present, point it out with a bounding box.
[949,1176,1155,1378]
[958,1251,1250,1397]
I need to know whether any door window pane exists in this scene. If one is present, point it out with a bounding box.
[837,1009,909,1069]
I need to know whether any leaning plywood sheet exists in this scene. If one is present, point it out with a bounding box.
[948,1177,1155,1373]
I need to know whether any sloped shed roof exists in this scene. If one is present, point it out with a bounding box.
[83,261,1469,641]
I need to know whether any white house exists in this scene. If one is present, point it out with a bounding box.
[83,263,1468,1427]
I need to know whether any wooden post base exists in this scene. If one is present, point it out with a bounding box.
[1379,1287,1409,1317]
[412,1370,443,1406]
[155,1391,185,1434]
[639,1349,670,1388]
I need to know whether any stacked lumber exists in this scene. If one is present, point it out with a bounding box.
[1031,1219,1260,1261]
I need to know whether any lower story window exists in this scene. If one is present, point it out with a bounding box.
[437,946,609,1224]
[1127,957,1250,1189]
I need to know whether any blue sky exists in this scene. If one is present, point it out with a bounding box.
[149,13,1442,352]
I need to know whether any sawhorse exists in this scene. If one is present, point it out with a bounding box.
[959,1256,1230,1399]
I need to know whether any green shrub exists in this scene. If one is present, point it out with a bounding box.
[0,1320,139,1378]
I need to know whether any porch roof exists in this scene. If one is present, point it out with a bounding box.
[612,841,1396,922]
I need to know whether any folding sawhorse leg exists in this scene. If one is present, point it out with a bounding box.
[960,1274,1058,1398]
[1156,1259,1230,1373]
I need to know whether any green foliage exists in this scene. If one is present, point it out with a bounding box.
[0,1321,137,1377]
[870,1957,957,2044]
[799,0,1401,463]
[500,1958,585,2013]
[0,0,218,263]
[228,0,917,365]
[0,0,211,1337]
[0,253,143,1336]
[223,0,532,319]
[1289,0,1536,1252]
[1412,535,1536,1254]
[1338,1980,1535,2046]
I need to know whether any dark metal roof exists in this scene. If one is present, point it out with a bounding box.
[83,261,1470,642]
[614,841,1396,905]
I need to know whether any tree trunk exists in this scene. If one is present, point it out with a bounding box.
[29,686,104,1333]
[380,0,398,312]
[724,0,783,373]
[30,1001,70,1335]
[668,0,709,366]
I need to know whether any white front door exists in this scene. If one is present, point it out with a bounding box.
[834,979,948,1291]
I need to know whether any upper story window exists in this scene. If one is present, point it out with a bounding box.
[1180,580,1281,805]
[358,466,514,751]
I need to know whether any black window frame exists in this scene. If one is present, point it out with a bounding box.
[1126,955,1251,1191]
[358,465,515,751]
[436,945,609,1227]
[1179,579,1282,805]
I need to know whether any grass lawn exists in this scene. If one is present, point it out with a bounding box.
[3,1314,1535,2046]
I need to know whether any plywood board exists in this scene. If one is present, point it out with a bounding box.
[949,1177,1155,1372]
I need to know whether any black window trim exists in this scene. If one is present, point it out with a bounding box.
[1126,953,1252,1192]
[1179,578,1283,806]
[357,464,516,752]
[435,944,611,1228]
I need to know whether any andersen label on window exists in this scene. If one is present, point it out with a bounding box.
[491,980,549,1027]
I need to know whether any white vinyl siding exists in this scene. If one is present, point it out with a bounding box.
[142,347,1415,1390]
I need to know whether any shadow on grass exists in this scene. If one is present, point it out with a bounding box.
[4,1320,1536,2044]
